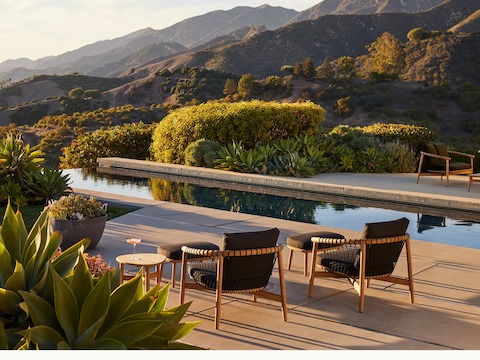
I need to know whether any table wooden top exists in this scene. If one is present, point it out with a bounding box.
[116,253,166,266]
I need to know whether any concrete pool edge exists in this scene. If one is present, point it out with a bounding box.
[96,157,480,216]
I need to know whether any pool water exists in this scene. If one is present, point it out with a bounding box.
[64,169,480,249]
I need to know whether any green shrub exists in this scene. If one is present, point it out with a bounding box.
[151,100,326,164]
[357,123,436,150]
[380,141,417,173]
[60,122,154,169]
[184,139,222,168]
[329,145,355,172]
[458,91,480,112]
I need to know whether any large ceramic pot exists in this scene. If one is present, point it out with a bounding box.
[49,214,107,250]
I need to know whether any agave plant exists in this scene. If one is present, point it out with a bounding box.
[24,167,72,203]
[16,258,199,350]
[0,201,87,329]
[0,133,44,186]
[0,180,26,208]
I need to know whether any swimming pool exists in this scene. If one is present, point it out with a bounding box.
[64,168,480,249]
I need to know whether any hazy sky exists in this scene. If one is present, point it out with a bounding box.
[0,1,320,63]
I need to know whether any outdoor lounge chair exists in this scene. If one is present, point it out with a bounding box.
[416,143,474,186]
[308,217,414,313]
[179,228,287,329]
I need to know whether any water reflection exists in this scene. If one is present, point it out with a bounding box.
[65,168,480,249]
[417,214,446,234]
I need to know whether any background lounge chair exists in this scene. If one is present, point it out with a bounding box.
[416,143,474,186]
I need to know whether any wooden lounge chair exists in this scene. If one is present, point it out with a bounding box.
[308,217,414,313]
[416,143,474,186]
[179,228,287,329]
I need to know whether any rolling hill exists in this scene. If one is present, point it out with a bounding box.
[136,0,480,78]
[0,5,297,82]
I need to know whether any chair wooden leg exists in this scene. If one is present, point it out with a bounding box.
[308,243,319,297]
[179,253,188,305]
[303,252,308,276]
[405,238,415,303]
[277,251,288,321]
[171,262,177,288]
[358,243,367,313]
[215,256,224,330]
[416,154,424,184]
[287,248,293,270]
[446,159,450,187]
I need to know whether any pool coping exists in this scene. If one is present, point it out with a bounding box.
[96,157,480,218]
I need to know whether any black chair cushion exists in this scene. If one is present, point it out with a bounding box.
[434,143,449,158]
[318,246,359,276]
[287,231,344,251]
[188,228,280,292]
[157,241,219,260]
[189,260,274,291]
[223,228,279,250]
[361,217,409,239]
[425,143,440,166]
[429,162,471,171]
[320,218,409,278]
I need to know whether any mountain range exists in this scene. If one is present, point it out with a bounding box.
[1,0,472,83]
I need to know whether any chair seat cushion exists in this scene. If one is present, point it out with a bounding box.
[157,242,219,260]
[429,162,471,171]
[287,231,345,251]
[188,260,270,292]
[318,246,359,276]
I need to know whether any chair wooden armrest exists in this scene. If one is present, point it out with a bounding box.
[311,234,410,246]
[181,245,283,258]
[447,150,476,159]
[419,151,450,161]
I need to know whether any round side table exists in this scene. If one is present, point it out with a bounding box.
[116,253,166,291]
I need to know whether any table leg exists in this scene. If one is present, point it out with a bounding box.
[157,263,162,286]
[120,263,125,284]
[145,265,151,291]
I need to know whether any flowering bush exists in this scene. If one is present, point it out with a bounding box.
[54,249,113,276]
[83,253,113,275]
[48,193,107,220]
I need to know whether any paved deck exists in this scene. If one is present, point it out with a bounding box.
[73,160,480,351]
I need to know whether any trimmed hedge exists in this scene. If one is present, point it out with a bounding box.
[151,100,326,164]
[355,123,436,150]
[60,122,154,169]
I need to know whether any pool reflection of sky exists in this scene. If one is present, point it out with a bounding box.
[65,169,480,249]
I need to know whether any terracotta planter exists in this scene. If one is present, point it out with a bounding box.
[49,214,107,250]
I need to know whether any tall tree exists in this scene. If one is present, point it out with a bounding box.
[367,32,406,78]
[316,57,334,80]
[303,57,316,79]
[223,78,237,96]
[237,74,257,98]
[336,56,356,78]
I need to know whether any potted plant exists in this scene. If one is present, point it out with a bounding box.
[48,193,108,250]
